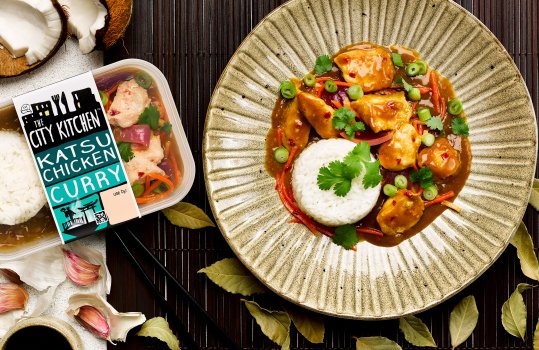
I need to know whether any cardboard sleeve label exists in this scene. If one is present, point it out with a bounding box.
[12,72,140,243]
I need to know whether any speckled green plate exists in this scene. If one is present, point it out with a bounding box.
[203,0,537,319]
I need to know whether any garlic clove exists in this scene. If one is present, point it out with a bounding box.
[0,269,22,284]
[67,241,111,295]
[0,283,28,314]
[74,305,110,340]
[63,249,100,286]
[66,293,145,343]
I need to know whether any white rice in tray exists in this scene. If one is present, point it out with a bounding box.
[291,139,381,227]
[0,131,47,225]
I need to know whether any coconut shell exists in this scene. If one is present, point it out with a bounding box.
[0,0,68,78]
[101,0,133,49]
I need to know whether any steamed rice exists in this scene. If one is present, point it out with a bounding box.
[0,131,47,225]
[291,139,381,227]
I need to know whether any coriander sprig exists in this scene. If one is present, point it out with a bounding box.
[332,107,365,138]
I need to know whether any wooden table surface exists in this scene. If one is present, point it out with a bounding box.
[105,1,539,349]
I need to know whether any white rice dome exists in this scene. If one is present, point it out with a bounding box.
[291,139,381,227]
[0,131,47,225]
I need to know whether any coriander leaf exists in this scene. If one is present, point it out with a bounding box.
[363,160,383,188]
[451,117,469,137]
[139,105,161,130]
[314,55,332,75]
[317,166,340,190]
[344,121,366,138]
[346,141,371,163]
[425,116,443,131]
[161,122,172,134]
[332,107,356,132]
[410,167,434,189]
[334,179,352,197]
[328,160,345,177]
[117,142,134,162]
[317,161,351,196]
[396,77,413,92]
[333,224,359,250]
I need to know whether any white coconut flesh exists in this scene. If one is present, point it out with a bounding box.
[59,0,107,54]
[0,0,63,65]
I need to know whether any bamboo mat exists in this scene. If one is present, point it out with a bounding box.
[105,1,539,349]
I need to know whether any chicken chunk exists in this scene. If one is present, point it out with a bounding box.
[132,134,164,164]
[281,98,311,150]
[296,92,339,139]
[333,48,394,92]
[350,92,412,133]
[378,124,421,171]
[107,79,151,128]
[418,137,461,179]
[124,157,165,184]
[376,190,425,235]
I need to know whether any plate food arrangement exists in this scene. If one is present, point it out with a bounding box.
[204,0,537,319]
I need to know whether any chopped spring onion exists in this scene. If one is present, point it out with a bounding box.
[417,107,432,121]
[383,184,398,197]
[132,183,145,197]
[280,81,297,99]
[303,73,316,87]
[421,133,435,147]
[405,62,421,77]
[134,71,153,89]
[447,98,463,115]
[99,90,108,106]
[415,60,429,75]
[391,53,404,67]
[394,175,408,189]
[408,87,421,101]
[324,80,338,93]
[347,84,364,100]
[274,146,289,163]
[423,185,438,201]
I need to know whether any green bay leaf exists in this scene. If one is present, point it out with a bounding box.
[398,315,436,347]
[354,336,402,350]
[510,222,539,281]
[449,295,479,349]
[242,299,290,348]
[137,317,180,350]
[162,202,215,229]
[501,284,534,340]
[198,258,266,296]
[284,304,325,344]
[529,179,539,211]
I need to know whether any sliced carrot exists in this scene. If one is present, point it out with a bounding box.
[411,101,419,111]
[430,71,440,114]
[440,95,447,120]
[284,146,298,171]
[416,86,432,94]
[334,81,353,87]
[276,127,283,147]
[425,191,455,207]
[442,200,462,212]
[316,84,325,97]
[332,99,343,109]
[356,227,384,237]
[343,96,352,110]
[316,77,332,83]
[169,152,182,186]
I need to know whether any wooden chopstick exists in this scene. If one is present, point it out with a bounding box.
[114,227,242,350]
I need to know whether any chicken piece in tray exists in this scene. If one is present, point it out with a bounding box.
[296,92,339,139]
[376,190,425,235]
[124,134,165,184]
[107,79,151,128]
[333,47,394,92]
[350,91,412,133]
[378,124,421,171]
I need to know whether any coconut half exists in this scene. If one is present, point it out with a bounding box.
[59,0,108,54]
[0,0,68,77]
[101,0,132,49]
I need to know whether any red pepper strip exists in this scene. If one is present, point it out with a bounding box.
[416,86,432,94]
[289,218,301,223]
[356,227,384,237]
[316,77,332,83]
[440,95,447,121]
[334,81,354,87]
[411,101,419,111]
[276,127,283,147]
[316,84,325,97]
[425,191,455,207]
[430,71,440,114]
[332,99,343,109]
[284,146,298,171]
[346,131,394,146]
[276,174,318,234]
[417,187,423,197]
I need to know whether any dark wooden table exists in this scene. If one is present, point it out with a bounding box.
[105,1,539,349]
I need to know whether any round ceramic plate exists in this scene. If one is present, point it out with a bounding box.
[203,0,537,319]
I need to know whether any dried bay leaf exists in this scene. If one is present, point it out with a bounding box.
[534,317,539,350]
[510,222,539,281]
[198,258,266,296]
[162,202,215,229]
[528,179,539,211]
[283,304,325,344]
[501,283,534,340]
[242,300,290,348]
[354,336,402,350]
[398,315,436,347]
[449,295,478,349]
[137,317,180,350]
